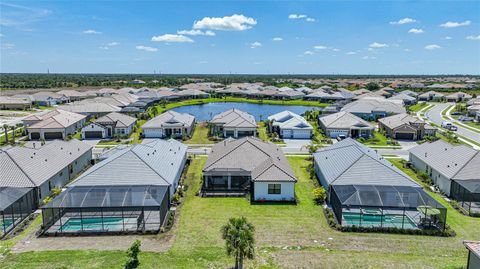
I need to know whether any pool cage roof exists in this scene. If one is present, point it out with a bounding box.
[454,179,480,194]
[332,185,445,209]
[0,187,33,211]
[43,185,168,209]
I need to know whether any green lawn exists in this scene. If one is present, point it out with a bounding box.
[407,102,427,113]
[0,128,24,146]
[184,122,214,144]
[360,132,400,147]
[1,156,479,268]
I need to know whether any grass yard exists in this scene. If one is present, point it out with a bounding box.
[184,122,214,144]
[1,156,479,268]
[408,102,427,113]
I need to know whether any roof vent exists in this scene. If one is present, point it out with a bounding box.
[45,159,47,162]
[425,152,428,157]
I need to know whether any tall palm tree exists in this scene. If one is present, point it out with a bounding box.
[3,124,9,144]
[10,125,16,144]
[221,217,255,269]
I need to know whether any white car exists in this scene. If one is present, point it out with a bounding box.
[441,121,458,131]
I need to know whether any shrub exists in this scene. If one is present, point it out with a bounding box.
[172,193,181,203]
[313,187,326,204]
[124,240,141,269]
[418,172,433,185]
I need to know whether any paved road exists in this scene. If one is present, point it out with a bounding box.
[425,102,480,144]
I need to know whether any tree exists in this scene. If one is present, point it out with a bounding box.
[313,187,327,204]
[10,125,16,144]
[366,82,380,92]
[3,124,9,144]
[124,240,141,269]
[221,217,255,269]
[151,106,158,116]
[307,142,319,154]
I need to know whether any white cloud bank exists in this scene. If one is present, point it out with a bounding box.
[440,20,471,28]
[177,29,215,36]
[151,34,194,43]
[466,35,480,40]
[288,14,307,19]
[369,42,388,48]
[250,41,262,48]
[193,14,256,31]
[425,44,441,50]
[136,45,157,52]
[408,28,424,34]
[272,37,283,41]
[390,18,416,25]
[82,29,101,34]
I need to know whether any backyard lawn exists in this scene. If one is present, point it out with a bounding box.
[1,156,479,268]
[408,102,427,113]
[184,122,214,144]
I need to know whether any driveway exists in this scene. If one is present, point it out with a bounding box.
[81,139,102,146]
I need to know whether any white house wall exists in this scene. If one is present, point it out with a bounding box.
[253,181,295,201]
[409,153,452,196]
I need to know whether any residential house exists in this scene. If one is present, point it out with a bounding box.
[399,90,419,97]
[0,96,32,110]
[340,98,406,120]
[418,91,445,101]
[58,102,121,117]
[81,112,137,139]
[445,92,473,102]
[378,113,436,140]
[56,90,89,102]
[467,105,480,116]
[388,93,417,105]
[275,90,305,100]
[31,92,69,106]
[177,89,209,99]
[142,110,195,138]
[318,111,374,138]
[210,108,257,138]
[202,137,297,201]
[23,109,86,140]
[463,241,480,269]
[267,111,312,139]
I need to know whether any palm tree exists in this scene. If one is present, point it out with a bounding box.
[10,125,16,144]
[2,124,9,144]
[16,123,24,136]
[221,217,255,269]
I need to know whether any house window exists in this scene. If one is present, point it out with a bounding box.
[268,184,281,194]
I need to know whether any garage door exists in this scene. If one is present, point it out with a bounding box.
[144,129,163,138]
[395,132,414,140]
[282,130,292,138]
[84,131,103,138]
[30,132,40,139]
[292,130,311,139]
[44,132,63,139]
[329,130,348,138]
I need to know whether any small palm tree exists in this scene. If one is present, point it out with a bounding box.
[221,217,255,269]
[3,124,9,144]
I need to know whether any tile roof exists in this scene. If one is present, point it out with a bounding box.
[72,139,187,187]
[25,109,86,129]
[313,138,419,187]
[319,111,374,129]
[204,137,296,182]
[378,113,433,130]
[464,241,480,259]
[0,140,92,188]
[268,111,312,130]
[58,103,121,114]
[210,108,257,128]
[96,112,137,128]
[341,99,406,114]
[142,110,195,129]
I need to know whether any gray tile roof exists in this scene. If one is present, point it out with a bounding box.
[203,137,296,182]
[409,140,479,180]
[319,112,374,129]
[58,102,121,114]
[388,93,416,102]
[25,109,86,129]
[72,139,187,187]
[378,113,433,130]
[0,140,93,188]
[142,110,195,129]
[313,138,419,187]
[210,108,257,128]
[268,111,312,130]
[341,99,406,114]
[96,112,137,128]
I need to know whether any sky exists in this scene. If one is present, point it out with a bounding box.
[1,0,479,75]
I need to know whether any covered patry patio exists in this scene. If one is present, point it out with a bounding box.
[0,187,37,238]
[202,169,251,196]
[330,185,447,230]
[450,179,480,215]
[42,185,169,235]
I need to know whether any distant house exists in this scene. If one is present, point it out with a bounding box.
[31,92,69,106]
[267,111,312,139]
[177,89,209,99]
[409,140,480,215]
[0,96,32,110]
[275,90,305,100]
[467,105,480,116]
[318,111,374,138]
[351,88,370,96]
[313,139,446,230]
[463,241,480,269]
[340,99,406,120]
[58,102,121,117]
[57,90,89,102]
[445,92,473,102]
[399,90,419,97]
[81,112,137,139]
[418,91,445,101]
[23,109,86,140]
[378,113,436,140]
[210,108,257,138]
[142,110,195,138]
[388,93,417,105]
[305,89,354,102]
[202,137,297,201]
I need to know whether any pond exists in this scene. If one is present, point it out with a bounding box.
[171,102,319,121]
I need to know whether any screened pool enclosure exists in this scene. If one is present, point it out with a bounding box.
[0,187,37,238]
[42,185,169,235]
[330,185,447,230]
[450,179,480,215]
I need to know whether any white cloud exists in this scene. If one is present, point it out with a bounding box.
[425,44,441,50]
[445,36,452,40]
[314,45,328,50]
[177,29,215,36]
[193,14,256,31]
[272,37,283,41]
[107,42,119,46]
[408,28,424,34]
[404,48,411,52]
[0,33,3,37]
[440,20,471,28]
[151,34,194,43]
[2,43,15,49]
[82,29,101,34]
[304,50,314,55]
[288,14,307,19]
[136,45,158,52]
[466,35,480,40]
[369,42,388,48]
[332,48,340,52]
[346,51,356,55]
[250,41,262,48]
[390,18,416,25]
[306,17,315,22]
[362,56,377,60]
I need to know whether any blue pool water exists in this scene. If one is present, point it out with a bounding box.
[343,212,417,229]
[171,102,319,121]
[61,217,134,231]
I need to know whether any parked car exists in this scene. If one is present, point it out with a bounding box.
[451,111,463,116]
[441,121,458,131]
[337,134,347,141]
[458,116,474,122]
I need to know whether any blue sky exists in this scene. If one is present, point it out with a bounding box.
[1,0,479,74]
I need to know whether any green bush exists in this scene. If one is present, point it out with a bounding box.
[418,172,433,185]
[172,193,181,203]
[124,240,141,269]
[313,187,327,204]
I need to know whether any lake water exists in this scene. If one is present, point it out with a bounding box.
[171,102,319,121]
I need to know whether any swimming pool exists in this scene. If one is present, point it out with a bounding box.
[342,212,417,229]
[1,219,14,230]
[61,217,137,231]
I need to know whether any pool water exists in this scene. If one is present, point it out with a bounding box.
[342,212,417,229]
[61,217,135,231]
[1,219,14,230]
